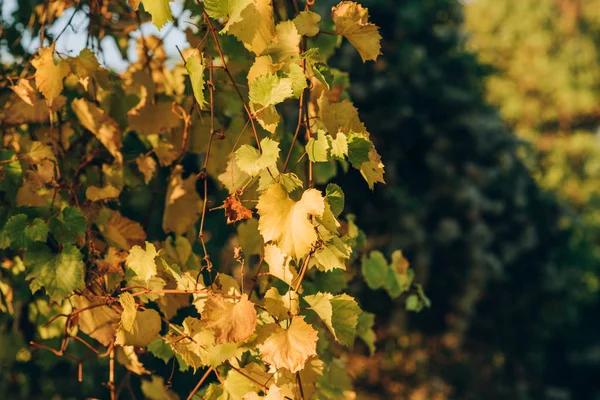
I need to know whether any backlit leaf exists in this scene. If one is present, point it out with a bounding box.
[258,316,318,372]
[202,294,257,343]
[331,1,382,62]
[31,46,69,106]
[257,184,325,259]
[126,242,158,283]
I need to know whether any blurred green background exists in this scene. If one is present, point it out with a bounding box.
[2,0,600,398]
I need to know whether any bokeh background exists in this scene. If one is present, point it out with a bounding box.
[2,0,600,399]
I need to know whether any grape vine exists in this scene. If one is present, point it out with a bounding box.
[0,0,429,398]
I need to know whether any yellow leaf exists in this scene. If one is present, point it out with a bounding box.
[185,48,207,109]
[75,295,120,347]
[136,154,157,184]
[163,166,203,235]
[293,10,321,37]
[248,55,277,83]
[128,101,181,136]
[72,98,123,163]
[115,292,161,347]
[256,184,325,259]
[359,146,385,190]
[141,0,173,30]
[202,294,257,344]
[331,1,382,62]
[67,48,101,89]
[31,46,70,106]
[227,0,276,55]
[126,242,158,282]
[257,316,318,373]
[264,287,299,320]
[165,317,214,371]
[2,96,65,125]
[99,208,147,251]
[10,79,37,106]
[318,93,367,136]
[86,184,121,202]
[218,154,251,194]
[116,346,150,375]
[263,244,297,286]
[262,21,301,66]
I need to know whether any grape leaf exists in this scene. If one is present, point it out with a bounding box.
[202,294,257,344]
[347,134,373,167]
[163,166,203,235]
[4,214,31,248]
[293,10,321,37]
[186,49,207,109]
[359,146,386,190]
[303,292,360,347]
[25,245,85,300]
[227,0,276,55]
[72,98,123,163]
[142,0,173,29]
[126,242,158,282]
[249,73,293,108]
[24,218,49,243]
[148,338,175,363]
[264,287,299,320]
[115,292,161,347]
[331,1,382,62]
[235,137,280,177]
[49,207,87,245]
[205,0,252,32]
[288,63,307,98]
[325,184,344,217]
[356,311,376,355]
[31,46,69,106]
[306,130,331,163]
[264,244,297,286]
[360,250,387,289]
[257,184,325,259]
[258,316,318,373]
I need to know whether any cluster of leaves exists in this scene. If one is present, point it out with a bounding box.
[0,0,428,398]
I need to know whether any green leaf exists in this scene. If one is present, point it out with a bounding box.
[0,149,23,195]
[307,130,331,163]
[304,292,360,347]
[148,338,175,363]
[235,137,280,176]
[288,63,307,98]
[25,244,85,300]
[325,184,344,217]
[347,134,373,167]
[142,0,173,30]
[49,207,87,245]
[361,251,387,290]
[329,132,348,160]
[4,214,31,248]
[304,269,347,295]
[311,62,333,91]
[356,312,376,355]
[186,49,207,109]
[249,73,293,107]
[24,218,49,243]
